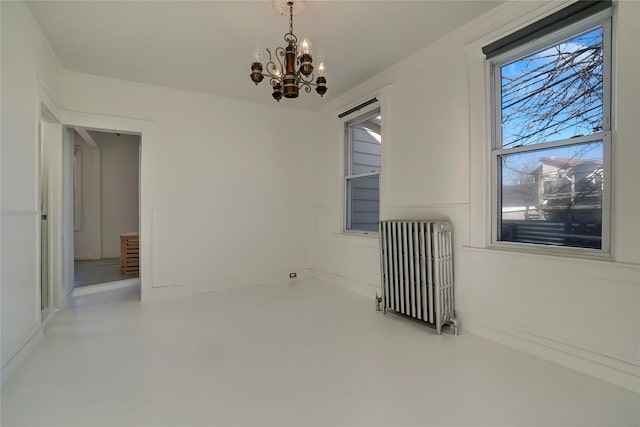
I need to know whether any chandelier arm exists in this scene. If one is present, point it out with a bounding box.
[275,46,286,71]
[264,48,285,82]
[269,76,281,86]
[298,73,315,84]
[299,82,312,93]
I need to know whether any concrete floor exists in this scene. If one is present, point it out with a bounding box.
[2,278,639,426]
[74,258,138,288]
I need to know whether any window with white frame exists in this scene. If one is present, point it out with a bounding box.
[488,6,611,252]
[344,109,381,233]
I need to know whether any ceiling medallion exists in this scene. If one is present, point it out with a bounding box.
[250,0,327,102]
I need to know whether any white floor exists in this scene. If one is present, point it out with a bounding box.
[2,278,639,426]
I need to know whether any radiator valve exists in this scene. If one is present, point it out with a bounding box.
[375,294,382,311]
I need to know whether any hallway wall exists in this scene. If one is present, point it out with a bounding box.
[73,133,101,260]
[61,71,316,300]
[93,132,140,259]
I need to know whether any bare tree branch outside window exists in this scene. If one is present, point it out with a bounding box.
[501,27,604,148]
[496,27,606,249]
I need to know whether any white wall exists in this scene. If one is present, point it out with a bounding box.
[2,0,638,393]
[0,0,64,381]
[60,72,316,300]
[2,0,314,381]
[73,133,101,260]
[310,1,640,391]
[91,132,140,259]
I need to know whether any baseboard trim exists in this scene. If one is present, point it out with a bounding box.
[72,277,141,297]
[312,269,379,300]
[310,270,639,393]
[146,268,314,301]
[465,321,640,393]
[1,328,44,388]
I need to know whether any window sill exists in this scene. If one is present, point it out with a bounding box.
[331,231,379,247]
[461,243,627,265]
[341,230,378,238]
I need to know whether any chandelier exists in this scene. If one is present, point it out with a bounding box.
[249,0,327,102]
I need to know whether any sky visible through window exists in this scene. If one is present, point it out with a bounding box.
[500,27,604,178]
[496,23,607,248]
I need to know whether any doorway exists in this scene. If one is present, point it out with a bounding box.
[72,129,141,289]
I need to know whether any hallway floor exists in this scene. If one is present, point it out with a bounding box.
[2,279,638,426]
[74,258,138,288]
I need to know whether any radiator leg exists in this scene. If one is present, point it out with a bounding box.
[443,313,459,336]
[375,294,383,312]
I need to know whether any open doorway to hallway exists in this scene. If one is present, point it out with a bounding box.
[73,129,140,289]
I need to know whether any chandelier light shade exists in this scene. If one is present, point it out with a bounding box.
[250,0,327,102]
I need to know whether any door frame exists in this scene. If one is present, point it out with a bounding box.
[37,85,65,318]
[61,111,150,301]
[36,82,151,311]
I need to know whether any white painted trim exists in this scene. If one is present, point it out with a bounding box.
[74,127,98,149]
[61,110,149,299]
[72,278,140,297]
[1,304,59,387]
[330,232,379,248]
[62,110,153,135]
[391,202,471,209]
[461,245,640,280]
[1,329,44,387]
[0,210,40,216]
[312,266,639,393]
[37,83,62,123]
[147,268,314,301]
[465,321,640,393]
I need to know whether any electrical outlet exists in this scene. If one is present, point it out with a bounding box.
[289,272,297,279]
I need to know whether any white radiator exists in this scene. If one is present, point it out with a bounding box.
[377,220,459,335]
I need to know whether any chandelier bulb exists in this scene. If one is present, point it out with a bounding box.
[318,62,325,77]
[300,39,311,56]
[252,49,263,64]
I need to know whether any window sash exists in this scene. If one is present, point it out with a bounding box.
[490,14,612,254]
[492,17,611,150]
[344,108,381,234]
[345,173,380,233]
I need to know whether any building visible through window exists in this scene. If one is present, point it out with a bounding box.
[491,16,610,251]
[345,110,381,233]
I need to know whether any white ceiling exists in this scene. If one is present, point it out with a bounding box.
[27,0,502,110]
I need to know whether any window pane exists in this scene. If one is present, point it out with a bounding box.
[347,175,379,232]
[350,115,381,174]
[499,142,603,249]
[501,27,604,148]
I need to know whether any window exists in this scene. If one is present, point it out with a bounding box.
[345,109,381,233]
[490,12,611,252]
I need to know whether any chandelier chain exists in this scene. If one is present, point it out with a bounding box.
[289,3,294,37]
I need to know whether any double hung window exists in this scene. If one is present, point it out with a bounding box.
[489,9,611,252]
[344,109,381,233]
